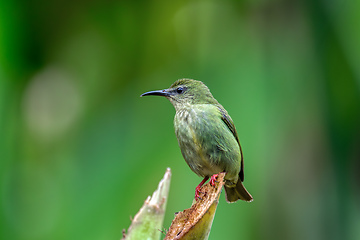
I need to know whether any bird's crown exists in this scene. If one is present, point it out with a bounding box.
[168,78,218,105]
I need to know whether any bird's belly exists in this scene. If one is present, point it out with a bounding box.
[177,130,223,177]
[174,110,231,178]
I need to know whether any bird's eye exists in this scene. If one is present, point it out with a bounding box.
[176,87,184,94]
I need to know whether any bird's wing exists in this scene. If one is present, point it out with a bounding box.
[217,105,245,182]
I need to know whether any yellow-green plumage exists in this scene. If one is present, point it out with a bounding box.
[141,79,252,202]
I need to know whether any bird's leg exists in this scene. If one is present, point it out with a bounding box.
[195,176,209,200]
[209,173,219,186]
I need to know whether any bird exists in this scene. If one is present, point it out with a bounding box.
[141,78,253,202]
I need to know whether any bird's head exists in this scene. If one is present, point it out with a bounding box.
[141,79,218,110]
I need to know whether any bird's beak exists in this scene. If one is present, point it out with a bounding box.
[140,89,170,97]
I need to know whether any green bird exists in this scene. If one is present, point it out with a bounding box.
[141,79,253,202]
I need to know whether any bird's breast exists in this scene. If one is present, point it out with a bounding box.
[174,107,225,177]
[174,108,197,145]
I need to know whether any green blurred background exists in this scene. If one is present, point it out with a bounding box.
[1,0,359,239]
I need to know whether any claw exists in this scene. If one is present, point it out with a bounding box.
[195,186,201,200]
[194,176,209,200]
[209,174,219,186]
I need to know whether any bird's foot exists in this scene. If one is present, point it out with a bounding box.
[209,174,219,187]
[195,186,203,200]
[194,176,209,201]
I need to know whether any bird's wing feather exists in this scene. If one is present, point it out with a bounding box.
[217,105,245,182]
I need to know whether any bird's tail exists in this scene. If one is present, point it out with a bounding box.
[224,180,253,203]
